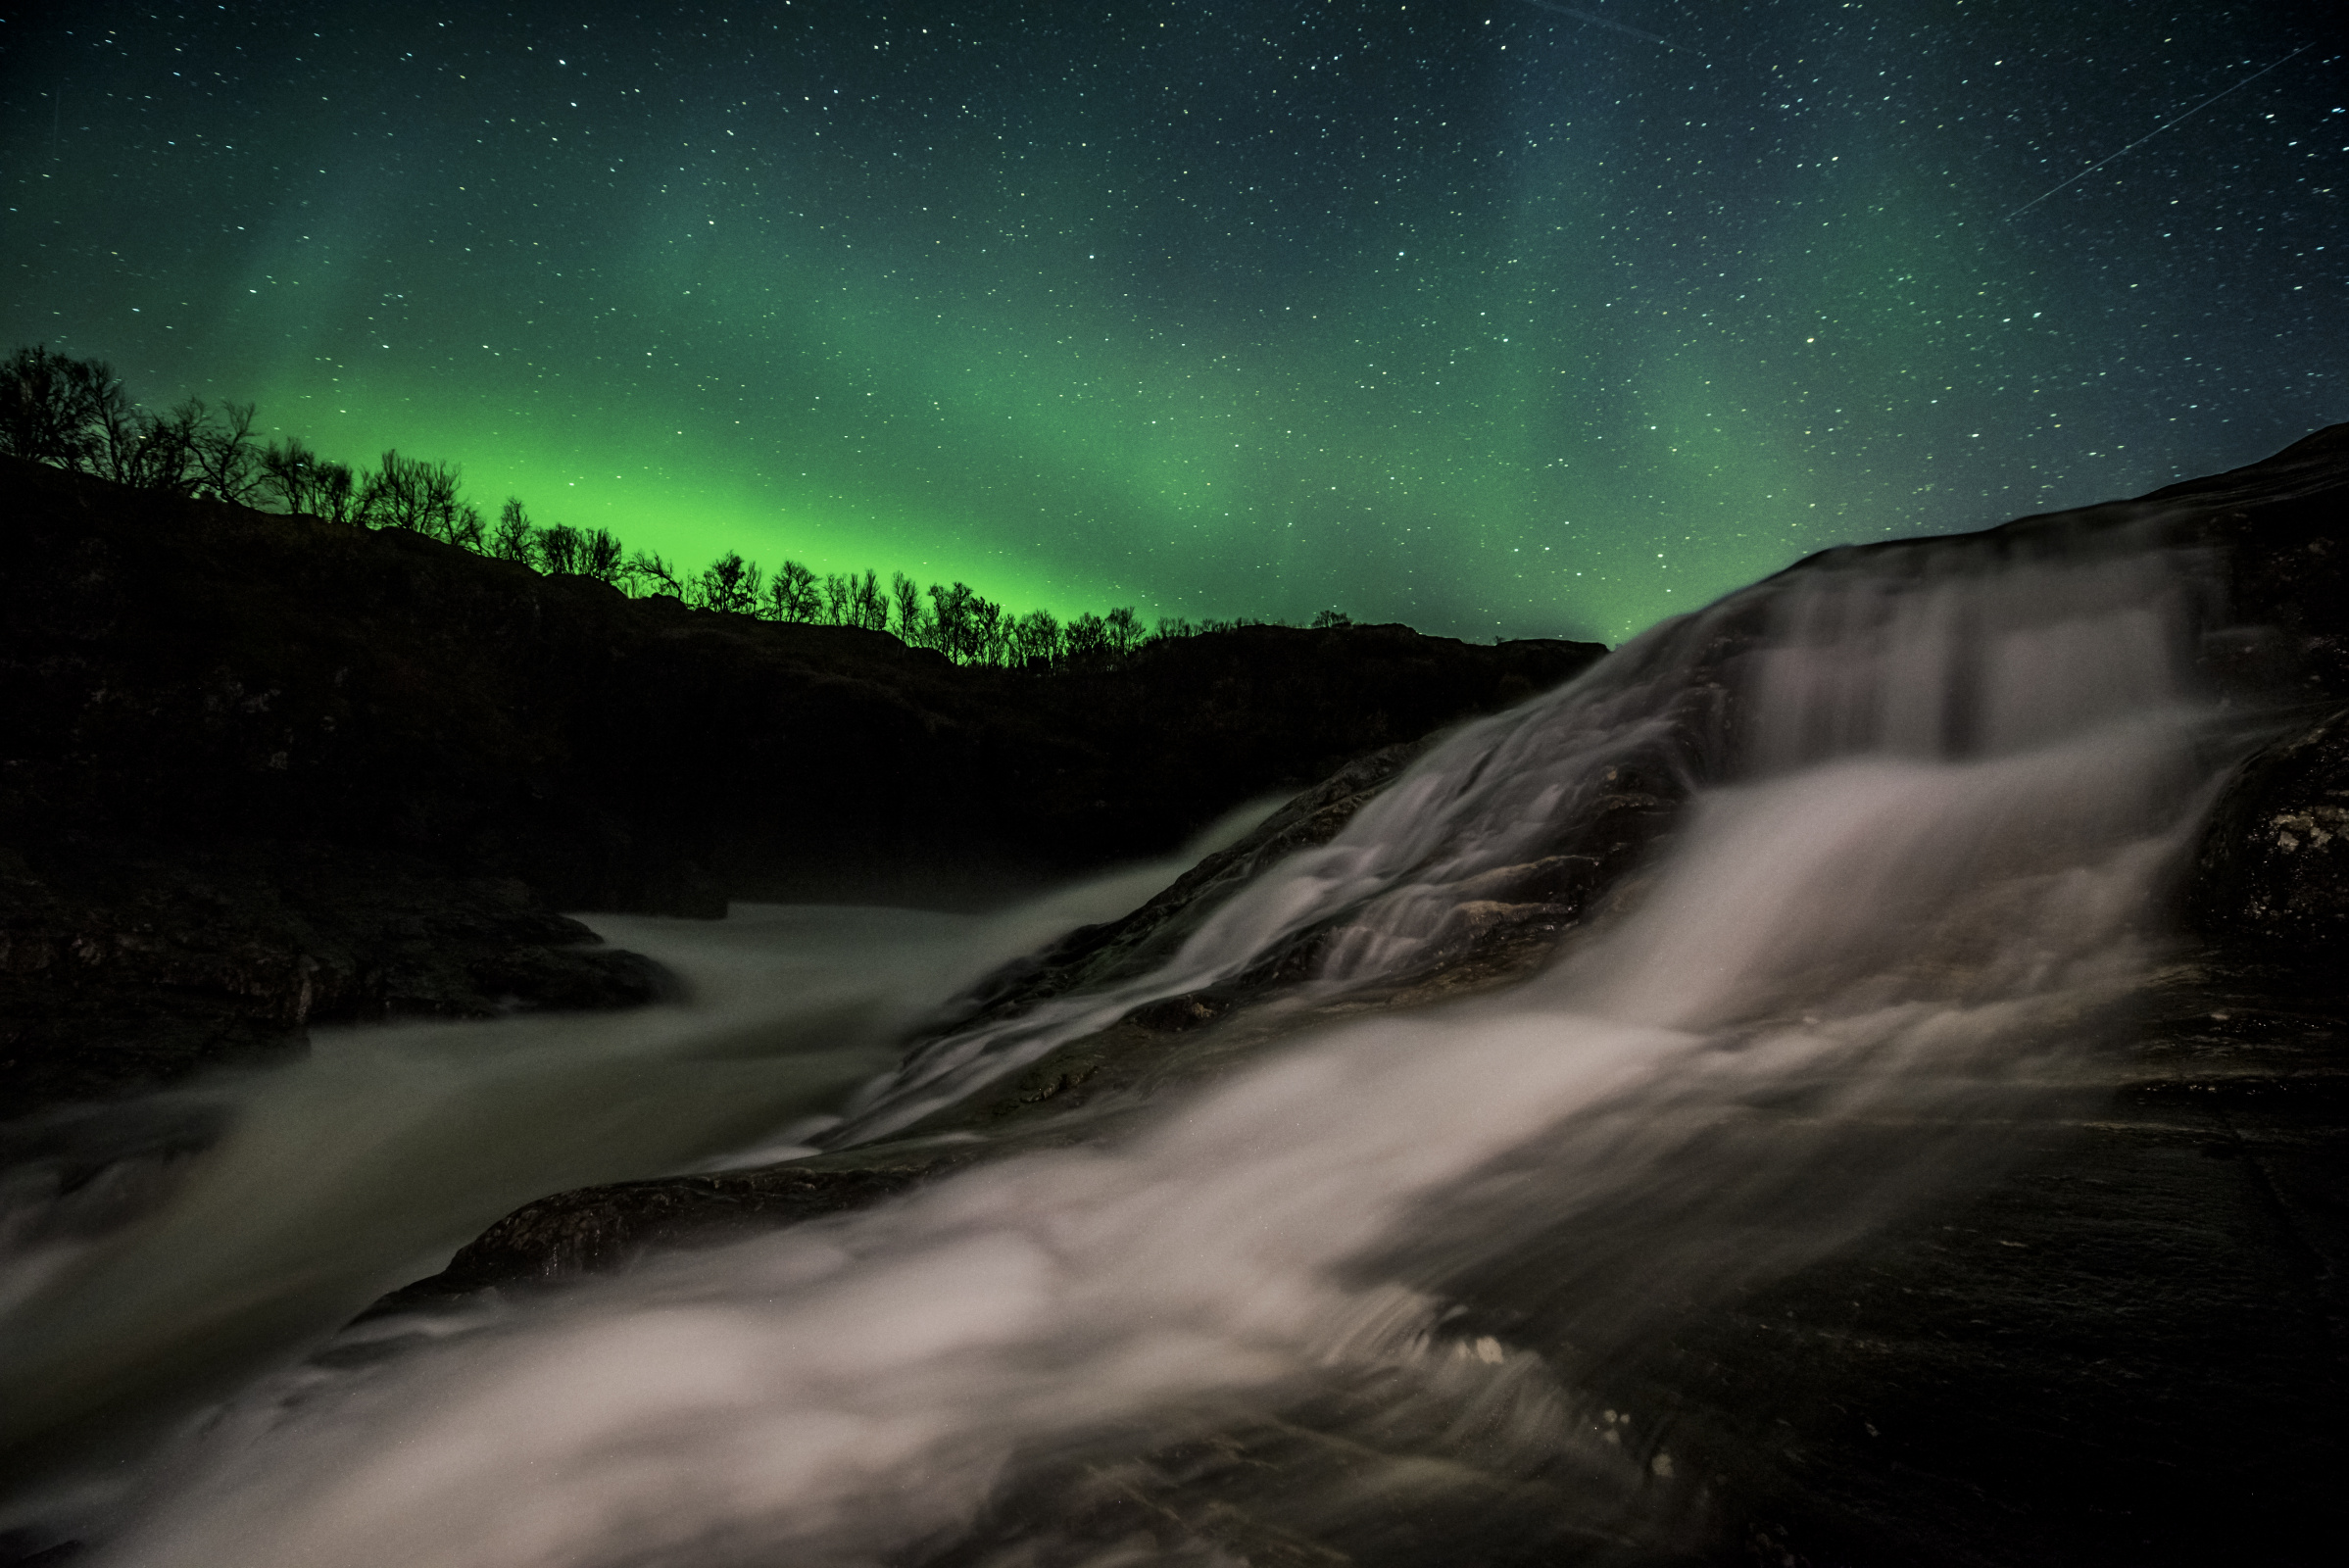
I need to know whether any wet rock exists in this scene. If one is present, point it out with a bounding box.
[0,456,1601,1105]
[368,1158,958,1311]
[2189,703,2349,954]
[0,835,671,1114]
[394,423,2349,1568]
[938,739,1442,1028]
[1621,956,2349,1568]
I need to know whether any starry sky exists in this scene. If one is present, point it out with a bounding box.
[4,2,2341,643]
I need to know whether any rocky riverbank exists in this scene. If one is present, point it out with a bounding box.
[386,425,2349,1567]
[5,426,2345,1566]
[1,455,1599,1113]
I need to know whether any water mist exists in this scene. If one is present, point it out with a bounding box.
[4,513,2266,1566]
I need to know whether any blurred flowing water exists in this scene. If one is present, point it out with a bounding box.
[0,513,2269,1564]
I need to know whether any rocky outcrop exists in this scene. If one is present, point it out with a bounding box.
[382,426,2349,1567]
[0,834,669,1109]
[366,1157,962,1312]
[9,427,2346,1563]
[2189,703,2349,954]
[406,424,2349,1299]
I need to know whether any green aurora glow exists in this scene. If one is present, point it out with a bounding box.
[6,2,2340,644]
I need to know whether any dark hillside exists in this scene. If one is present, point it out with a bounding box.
[0,457,1601,1106]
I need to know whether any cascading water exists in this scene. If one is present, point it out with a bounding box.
[0,843,1269,1523]
[0,511,2270,1565]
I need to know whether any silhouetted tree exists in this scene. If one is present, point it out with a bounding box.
[1011,608,1061,666]
[537,523,583,575]
[974,596,1010,663]
[191,400,262,505]
[97,397,200,496]
[580,527,624,584]
[621,549,683,598]
[359,450,461,532]
[847,567,889,630]
[8,344,1296,665]
[926,580,973,660]
[764,560,821,621]
[826,572,864,628]
[313,460,359,525]
[535,524,625,582]
[1,344,109,469]
[1063,610,1111,662]
[450,501,486,551]
[490,498,536,564]
[420,461,464,539]
[260,435,323,514]
[695,551,762,613]
[890,571,928,644]
[1310,609,1354,629]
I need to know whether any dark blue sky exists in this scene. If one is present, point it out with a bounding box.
[5,1,2341,640]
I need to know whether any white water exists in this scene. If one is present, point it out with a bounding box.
[2,517,2258,1564]
[0,827,1272,1520]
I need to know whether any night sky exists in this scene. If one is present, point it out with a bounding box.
[5,3,2341,643]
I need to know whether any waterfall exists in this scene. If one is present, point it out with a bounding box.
[2,511,2266,1565]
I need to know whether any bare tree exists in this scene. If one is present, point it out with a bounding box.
[416,459,463,540]
[1063,611,1111,662]
[356,451,463,535]
[490,498,537,564]
[1,344,109,469]
[538,523,584,575]
[97,399,200,496]
[764,560,821,621]
[449,500,486,551]
[848,567,889,630]
[1011,608,1062,666]
[695,551,763,614]
[891,571,928,644]
[260,436,322,514]
[926,580,973,660]
[192,400,263,505]
[581,527,624,584]
[819,571,854,625]
[314,460,359,524]
[969,594,1008,664]
[358,451,416,529]
[1103,606,1143,657]
[621,549,684,599]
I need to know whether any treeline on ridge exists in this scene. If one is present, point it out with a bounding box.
[2,343,1357,668]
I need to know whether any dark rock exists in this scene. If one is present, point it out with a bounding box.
[1623,957,2349,1568]
[0,458,1602,1106]
[26,418,2349,1562]
[0,835,671,1115]
[0,458,1604,912]
[367,1157,961,1313]
[385,424,2349,1567]
[2188,703,2349,954]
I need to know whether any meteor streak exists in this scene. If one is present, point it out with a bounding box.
[2007,43,2313,220]
[1520,0,1704,57]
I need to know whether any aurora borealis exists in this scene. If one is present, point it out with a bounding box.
[4,2,2340,642]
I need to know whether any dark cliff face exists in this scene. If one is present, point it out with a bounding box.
[0,456,1602,1107]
